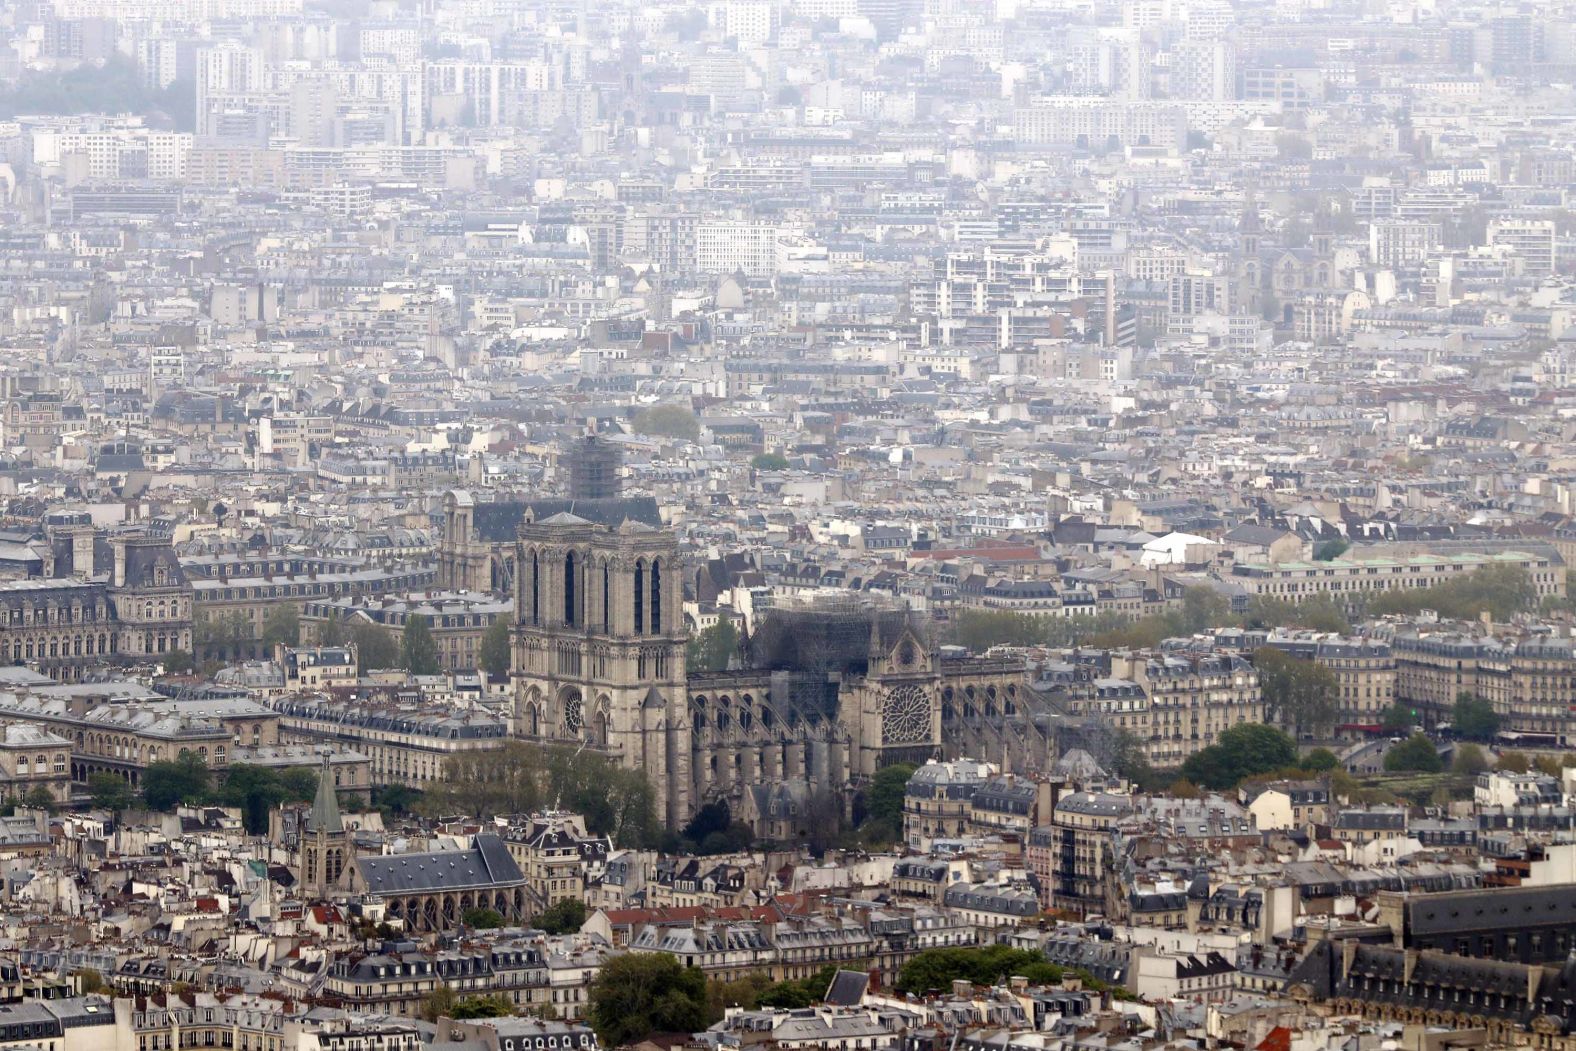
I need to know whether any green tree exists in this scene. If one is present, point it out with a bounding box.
[1167,778,1202,798]
[195,610,253,660]
[756,964,841,1009]
[709,973,772,1020]
[1254,647,1339,739]
[261,604,300,652]
[74,968,108,995]
[215,765,291,833]
[422,741,659,847]
[547,746,659,848]
[1452,692,1500,743]
[946,609,1049,649]
[1452,743,1489,775]
[943,609,1137,652]
[1498,749,1531,774]
[1180,586,1231,632]
[896,947,1062,995]
[22,785,55,812]
[1243,594,1350,634]
[1380,702,1416,734]
[1314,539,1350,561]
[1180,724,1299,790]
[462,907,505,929]
[1384,733,1442,773]
[88,772,136,812]
[278,766,320,803]
[632,403,701,442]
[1368,564,1535,622]
[372,783,421,818]
[1276,131,1312,161]
[142,752,211,811]
[402,618,441,675]
[0,56,195,129]
[1301,747,1340,772]
[318,616,348,647]
[478,618,512,680]
[535,898,587,935]
[452,994,516,1019]
[680,800,753,854]
[1109,728,1155,786]
[751,452,789,470]
[420,985,458,1022]
[587,953,708,1047]
[861,762,915,842]
[423,740,545,818]
[686,619,739,672]
[350,620,399,674]
[163,649,195,674]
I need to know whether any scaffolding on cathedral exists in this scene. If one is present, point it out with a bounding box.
[748,590,923,679]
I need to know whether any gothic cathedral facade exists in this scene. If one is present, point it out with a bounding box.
[511,510,693,826]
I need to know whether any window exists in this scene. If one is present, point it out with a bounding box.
[633,561,644,634]
[563,551,577,627]
[651,559,662,633]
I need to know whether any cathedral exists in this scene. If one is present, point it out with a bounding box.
[436,443,1036,831]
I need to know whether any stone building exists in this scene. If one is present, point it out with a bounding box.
[1037,790,1132,914]
[502,812,611,910]
[1066,650,1262,768]
[267,694,508,789]
[1315,637,1395,732]
[0,526,194,681]
[356,834,530,931]
[187,552,436,664]
[434,471,1051,828]
[298,591,511,672]
[0,722,72,804]
[298,754,357,900]
[508,514,1049,825]
[902,758,996,851]
[1394,631,1576,740]
[512,503,691,823]
[0,692,276,787]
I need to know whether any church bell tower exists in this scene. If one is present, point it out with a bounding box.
[513,512,692,825]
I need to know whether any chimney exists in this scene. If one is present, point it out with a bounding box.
[72,527,94,578]
[112,539,128,588]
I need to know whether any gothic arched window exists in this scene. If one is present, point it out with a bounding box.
[530,551,540,625]
[563,551,577,627]
[650,559,662,634]
[603,562,611,634]
[633,561,645,635]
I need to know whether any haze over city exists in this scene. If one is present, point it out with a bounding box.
[0,1,1573,1050]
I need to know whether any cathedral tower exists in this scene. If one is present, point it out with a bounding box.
[513,510,692,825]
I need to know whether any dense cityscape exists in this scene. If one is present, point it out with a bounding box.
[2,0,1576,1050]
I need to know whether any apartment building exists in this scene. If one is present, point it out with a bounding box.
[1230,550,1564,607]
[1315,638,1396,731]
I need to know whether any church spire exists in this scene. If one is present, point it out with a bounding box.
[308,752,342,834]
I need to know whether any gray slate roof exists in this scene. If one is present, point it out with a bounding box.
[358,834,525,895]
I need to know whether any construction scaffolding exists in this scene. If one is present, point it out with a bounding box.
[748,590,921,679]
[566,435,621,501]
